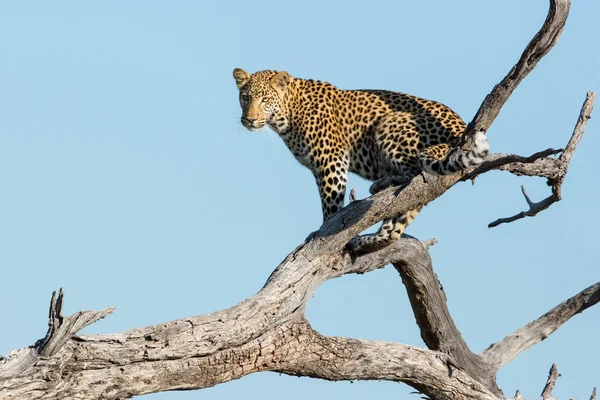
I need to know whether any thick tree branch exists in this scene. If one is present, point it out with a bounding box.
[390,240,499,394]
[0,239,500,400]
[274,320,500,400]
[481,282,600,369]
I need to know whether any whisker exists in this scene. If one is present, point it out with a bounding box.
[225,119,243,143]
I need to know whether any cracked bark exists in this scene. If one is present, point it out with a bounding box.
[0,0,596,399]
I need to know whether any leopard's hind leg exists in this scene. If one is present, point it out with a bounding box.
[346,112,424,255]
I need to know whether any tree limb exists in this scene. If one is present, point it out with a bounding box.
[462,0,571,140]
[0,239,498,400]
[481,282,600,369]
[391,239,499,394]
[487,91,595,228]
[461,149,563,182]
[541,364,560,400]
[274,320,500,400]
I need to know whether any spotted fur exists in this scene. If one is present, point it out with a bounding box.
[233,69,489,255]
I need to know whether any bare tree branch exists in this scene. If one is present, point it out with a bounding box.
[462,0,571,140]
[486,91,595,228]
[487,185,558,228]
[482,282,600,369]
[462,149,563,182]
[541,364,560,400]
[391,240,499,394]
[0,239,500,400]
[37,288,115,357]
[560,92,596,166]
[274,320,500,400]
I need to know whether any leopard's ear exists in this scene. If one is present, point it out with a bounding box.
[233,68,250,89]
[271,71,290,95]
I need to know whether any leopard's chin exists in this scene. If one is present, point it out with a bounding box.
[242,120,266,131]
[247,125,264,132]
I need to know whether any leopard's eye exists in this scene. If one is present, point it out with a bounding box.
[263,96,271,103]
[240,93,250,102]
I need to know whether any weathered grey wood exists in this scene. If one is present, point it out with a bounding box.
[0,0,595,399]
[462,148,563,182]
[486,91,595,228]
[507,364,595,400]
[482,282,600,369]
[541,364,560,400]
[462,0,571,140]
[0,239,497,400]
[391,241,500,395]
[37,288,115,357]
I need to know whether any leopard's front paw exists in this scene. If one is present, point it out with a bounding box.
[369,176,411,195]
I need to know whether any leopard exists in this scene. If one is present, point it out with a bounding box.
[233,68,489,255]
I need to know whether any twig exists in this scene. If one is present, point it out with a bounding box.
[422,238,438,248]
[488,185,558,228]
[541,364,560,400]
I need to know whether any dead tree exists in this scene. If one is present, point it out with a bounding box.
[0,0,597,399]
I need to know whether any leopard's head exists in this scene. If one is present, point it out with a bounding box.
[233,68,290,131]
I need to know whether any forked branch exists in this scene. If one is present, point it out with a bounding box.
[487,91,595,228]
[488,185,556,228]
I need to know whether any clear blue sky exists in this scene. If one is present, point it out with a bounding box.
[1,1,598,399]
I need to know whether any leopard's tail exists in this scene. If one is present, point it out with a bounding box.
[419,130,489,175]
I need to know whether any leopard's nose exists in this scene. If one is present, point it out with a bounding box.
[243,117,257,124]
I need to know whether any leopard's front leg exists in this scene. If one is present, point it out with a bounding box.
[304,153,349,243]
[315,153,349,220]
